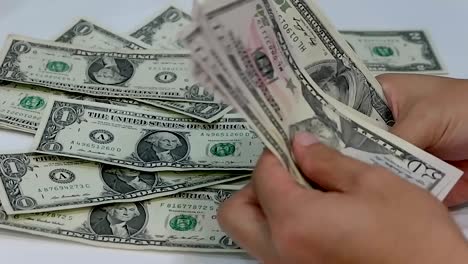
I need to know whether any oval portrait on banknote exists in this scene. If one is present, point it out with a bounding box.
[87,57,134,85]
[304,59,373,116]
[100,165,160,194]
[136,131,189,163]
[89,202,147,238]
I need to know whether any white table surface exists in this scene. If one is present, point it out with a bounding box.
[0,0,468,263]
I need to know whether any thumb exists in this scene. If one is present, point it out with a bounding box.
[293,132,368,192]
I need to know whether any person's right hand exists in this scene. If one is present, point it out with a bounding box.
[377,74,468,207]
[218,134,468,264]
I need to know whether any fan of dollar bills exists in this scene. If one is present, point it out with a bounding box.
[0,0,456,253]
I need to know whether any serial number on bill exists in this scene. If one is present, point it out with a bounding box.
[201,132,251,137]
[38,184,91,192]
[70,141,122,152]
[160,203,215,211]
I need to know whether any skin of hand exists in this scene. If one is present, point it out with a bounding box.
[377,74,468,207]
[218,133,468,264]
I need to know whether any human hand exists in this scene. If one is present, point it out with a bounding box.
[377,74,468,207]
[218,133,468,264]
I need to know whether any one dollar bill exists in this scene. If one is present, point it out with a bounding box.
[0,153,249,215]
[129,6,192,50]
[265,0,395,127]
[33,97,263,171]
[340,30,447,74]
[0,84,181,133]
[0,35,217,101]
[54,18,231,122]
[0,188,242,252]
[56,18,151,50]
[136,99,232,123]
[0,85,45,133]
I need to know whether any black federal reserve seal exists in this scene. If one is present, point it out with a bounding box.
[89,129,114,144]
[49,169,76,184]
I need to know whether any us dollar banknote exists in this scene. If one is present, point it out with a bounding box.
[0,188,242,252]
[129,6,192,49]
[183,0,462,198]
[136,99,232,123]
[256,0,395,127]
[0,85,52,133]
[56,18,151,50]
[33,97,263,171]
[181,26,306,185]
[340,30,447,74]
[0,35,218,101]
[54,18,231,122]
[295,83,461,199]
[0,84,181,133]
[0,153,249,214]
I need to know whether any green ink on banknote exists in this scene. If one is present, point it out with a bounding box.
[46,61,71,72]
[372,46,394,57]
[210,143,236,157]
[19,96,45,110]
[169,214,197,231]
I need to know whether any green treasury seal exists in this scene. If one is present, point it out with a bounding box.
[210,143,236,157]
[19,96,46,110]
[169,214,197,231]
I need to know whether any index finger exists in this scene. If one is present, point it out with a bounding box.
[252,150,319,220]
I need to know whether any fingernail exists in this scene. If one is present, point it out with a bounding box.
[294,132,319,147]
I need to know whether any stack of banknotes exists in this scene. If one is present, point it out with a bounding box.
[0,0,456,253]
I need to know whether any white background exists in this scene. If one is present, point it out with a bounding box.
[0,0,468,263]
